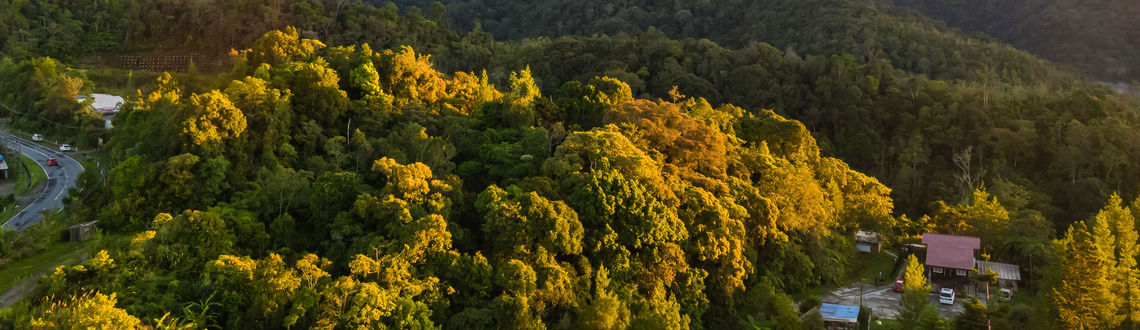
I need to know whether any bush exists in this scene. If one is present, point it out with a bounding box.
[799,296,822,314]
[859,305,873,329]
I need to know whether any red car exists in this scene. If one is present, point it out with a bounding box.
[46,158,59,166]
[893,280,904,292]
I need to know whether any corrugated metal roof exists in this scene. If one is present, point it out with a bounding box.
[855,230,881,243]
[88,94,124,112]
[976,261,1021,281]
[922,233,980,270]
[820,303,860,323]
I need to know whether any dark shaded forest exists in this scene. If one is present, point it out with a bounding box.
[890,0,1140,83]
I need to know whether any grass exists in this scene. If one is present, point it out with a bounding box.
[848,252,900,285]
[871,318,903,329]
[17,153,45,195]
[0,154,49,224]
[795,251,899,300]
[0,241,86,294]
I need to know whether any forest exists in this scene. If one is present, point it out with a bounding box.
[889,0,1140,83]
[0,0,1137,329]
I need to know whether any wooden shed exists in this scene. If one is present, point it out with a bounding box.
[855,231,882,253]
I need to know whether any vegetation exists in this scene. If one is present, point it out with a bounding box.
[890,0,1140,82]
[0,0,1137,329]
[0,28,900,328]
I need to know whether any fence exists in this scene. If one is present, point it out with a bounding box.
[118,54,203,72]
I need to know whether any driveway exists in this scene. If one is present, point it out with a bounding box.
[822,282,965,319]
[0,131,84,231]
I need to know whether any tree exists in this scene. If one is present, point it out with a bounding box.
[931,187,1011,255]
[576,266,631,329]
[29,292,140,329]
[1103,194,1140,326]
[182,90,248,152]
[953,296,989,330]
[970,256,999,330]
[375,45,447,107]
[247,27,325,66]
[899,254,931,329]
[476,184,584,260]
[903,254,928,292]
[1052,221,1117,329]
[281,61,349,126]
[204,253,302,326]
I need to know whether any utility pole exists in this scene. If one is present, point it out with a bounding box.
[859,277,865,306]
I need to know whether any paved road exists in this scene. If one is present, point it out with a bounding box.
[822,282,965,319]
[0,131,83,231]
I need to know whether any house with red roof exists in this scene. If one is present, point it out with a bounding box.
[922,233,980,279]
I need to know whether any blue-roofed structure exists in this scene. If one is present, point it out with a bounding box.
[819,303,860,324]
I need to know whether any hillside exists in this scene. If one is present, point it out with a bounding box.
[891,0,1140,83]
[1,29,900,328]
[2,1,1140,328]
[389,0,1076,84]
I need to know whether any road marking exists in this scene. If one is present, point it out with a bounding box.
[0,131,81,230]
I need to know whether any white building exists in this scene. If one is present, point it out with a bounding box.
[78,94,124,128]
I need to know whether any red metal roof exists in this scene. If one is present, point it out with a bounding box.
[922,233,980,270]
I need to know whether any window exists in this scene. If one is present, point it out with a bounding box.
[932,267,943,274]
[956,269,968,276]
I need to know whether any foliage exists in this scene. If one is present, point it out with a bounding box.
[0,1,1133,324]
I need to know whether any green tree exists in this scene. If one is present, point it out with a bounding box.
[1053,221,1117,329]
[899,254,931,329]
[247,27,325,67]
[29,292,140,329]
[182,90,248,153]
[1102,194,1140,326]
[476,185,583,260]
[953,296,989,330]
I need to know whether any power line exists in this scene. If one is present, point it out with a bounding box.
[0,101,86,130]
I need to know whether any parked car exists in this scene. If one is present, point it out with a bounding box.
[939,288,956,305]
[47,158,59,166]
[999,288,1013,302]
[59,144,71,152]
[893,280,904,292]
[32,133,43,142]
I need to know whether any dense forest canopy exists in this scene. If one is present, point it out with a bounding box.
[890,0,1140,83]
[387,0,1075,85]
[3,0,1135,224]
[1,29,903,328]
[0,0,1138,329]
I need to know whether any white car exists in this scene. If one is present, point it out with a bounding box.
[59,144,71,152]
[32,134,43,142]
[939,288,956,305]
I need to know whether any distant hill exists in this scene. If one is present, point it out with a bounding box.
[890,0,1140,82]
[389,0,1076,84]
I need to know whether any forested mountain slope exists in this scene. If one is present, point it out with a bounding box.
[1,29,900,328]
[0,0,454,63]
[389,0,1074,84]
[891,0,1140,83]
[3,0,1138,247]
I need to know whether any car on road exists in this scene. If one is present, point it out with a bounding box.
[32,133,44,141]
[939,288,956,305]
[893,280,904,292]
[47,158,59,166]
[59,144,71,151]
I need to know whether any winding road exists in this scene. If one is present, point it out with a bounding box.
[0,131,83,231]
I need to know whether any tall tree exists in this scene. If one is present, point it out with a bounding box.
[1053,221,1118,329]
[899,254,931,330]
[1101,194,1140,326]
